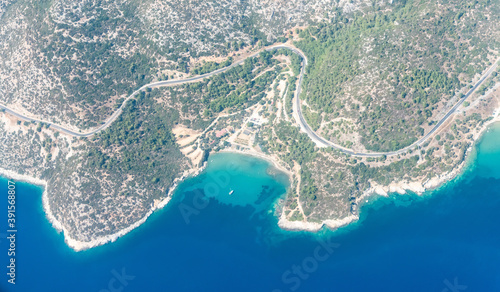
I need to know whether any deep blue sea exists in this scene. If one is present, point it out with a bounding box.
[1,124,500,292]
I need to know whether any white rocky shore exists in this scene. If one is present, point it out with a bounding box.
[277,109,500,234]
[0,163,207,252]
[1,111,499,251]
[278,213,358,232]
[275,159,468,235]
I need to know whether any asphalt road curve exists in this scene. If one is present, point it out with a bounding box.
[0,44,498,157]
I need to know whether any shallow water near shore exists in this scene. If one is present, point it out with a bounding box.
[1,124,500,291]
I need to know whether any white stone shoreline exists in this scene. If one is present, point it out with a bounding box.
[218,148,362,232]
[278,213,359,232]
[0,163,207,252]
[277,111,500,234]
[1,112,499,251]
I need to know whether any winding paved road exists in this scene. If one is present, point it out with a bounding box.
[292,50,499,157]
[0,44,498,157]
[0,45,294,137]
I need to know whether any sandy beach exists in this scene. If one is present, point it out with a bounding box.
[1,109,499,251]
[218,148,293,177]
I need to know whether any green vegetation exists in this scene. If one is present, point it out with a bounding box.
[207,58,277,114]
[284,76,297,116]
[192,58,233,75]
[85,91,184,190]
[1,0,287,131]
[2,0,497,238]
[296,0,498,151]
[272,121,317,165]
[166,53,281,128]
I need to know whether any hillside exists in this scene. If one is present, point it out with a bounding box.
[297,0,499,152]
[0,0,499,248]
[0,0,369,129]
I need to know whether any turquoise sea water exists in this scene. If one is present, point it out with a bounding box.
[1,124,500,291]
